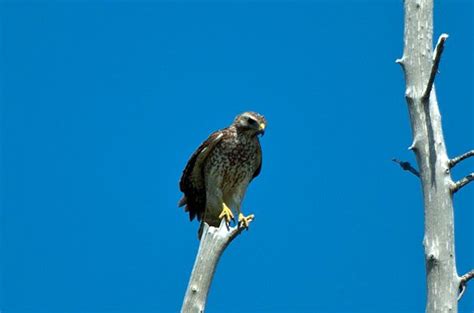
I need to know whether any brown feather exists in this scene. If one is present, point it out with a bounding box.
[179,111,266,239]
[252,139,262,180]
[179,129,226,221]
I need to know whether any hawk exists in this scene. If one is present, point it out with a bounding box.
[179,112,266,238]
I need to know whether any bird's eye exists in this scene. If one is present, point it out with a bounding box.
[247,117,257,125]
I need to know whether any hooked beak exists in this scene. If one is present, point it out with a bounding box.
[258,123,266,136]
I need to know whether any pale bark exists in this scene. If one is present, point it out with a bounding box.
[398,0,472,312]
[181,220,246,313]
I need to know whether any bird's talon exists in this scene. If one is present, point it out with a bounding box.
[238,213,254,228]
[218,204,234,223]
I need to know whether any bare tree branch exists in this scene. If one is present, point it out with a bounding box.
[449,150,474,169]
[457,284,466,301]
[458,270,474,301]
[423,34,449,99]
[451,173,474,194]
[181,219,248,313]
[392,158,420,177]
[460,270,474,284]
[399,1,459,311]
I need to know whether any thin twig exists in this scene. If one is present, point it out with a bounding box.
[449,150,474,169]
[392,158,420,177]
[423,34,449,99]
[451,173,474,193]
[460,270,474,284]
[457,284,466,301]
[458,270,474,301]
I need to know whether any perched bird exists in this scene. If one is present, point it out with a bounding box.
[179,112,266,238]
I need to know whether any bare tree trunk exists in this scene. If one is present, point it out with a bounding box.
[397,0,474,312]
[181,220,246,313]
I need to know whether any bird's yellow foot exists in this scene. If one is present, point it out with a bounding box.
[218,203,234,223]
[238,213,254,229]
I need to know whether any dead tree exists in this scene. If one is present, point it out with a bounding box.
[395,0,473,312]
[181,220,247,313]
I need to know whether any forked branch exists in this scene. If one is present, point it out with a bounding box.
[449,150,474,168]
[399,1,460,311]
[423,34,449,99]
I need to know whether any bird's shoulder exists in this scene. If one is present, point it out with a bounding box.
[179,127,231,191]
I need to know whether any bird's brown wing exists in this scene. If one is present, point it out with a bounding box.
[179,129,225,221]
[252,139,263,180]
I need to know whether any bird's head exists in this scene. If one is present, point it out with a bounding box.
[233,111,266,136]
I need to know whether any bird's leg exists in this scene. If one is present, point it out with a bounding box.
[218,202,234,223]
[231,187,254,229]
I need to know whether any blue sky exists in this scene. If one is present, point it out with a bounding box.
[0,1,472,313]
